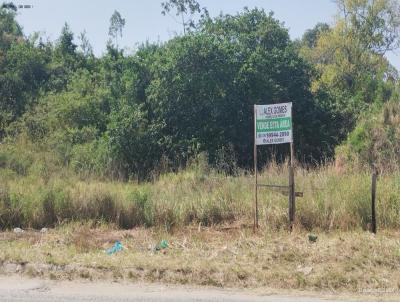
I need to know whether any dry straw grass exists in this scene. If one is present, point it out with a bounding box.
[0,161,399,231]
[1,224,400,293]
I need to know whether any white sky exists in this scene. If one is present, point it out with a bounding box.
[13,0,399,69]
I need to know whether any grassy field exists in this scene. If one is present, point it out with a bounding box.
[1,162,400,293]
[1,162,399,231]
[1,223,400,295]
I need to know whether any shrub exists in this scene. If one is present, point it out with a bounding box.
[336,100,400,172]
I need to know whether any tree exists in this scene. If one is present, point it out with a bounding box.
[107,103,159,180]
[78,30,93,57]
[5,2,387,179]
[1,2,17,11]
[335,0,400,54]
[19,69,112,170]
[48,23,81,91]
[300,0,400,129]
[0,4,22,50]
[336,98,400,171]
[108,10,125,48]
[161,0,208,34]
[301,23,331,48]
[57,23,77,56]
[0,4,51,139]
[146,9,334,167]
[0,41,50,139]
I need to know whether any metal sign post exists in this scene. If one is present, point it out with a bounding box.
[253,102,294,231]
[371,169,377,234]
[253,106,258,231]
[289,105,295,230]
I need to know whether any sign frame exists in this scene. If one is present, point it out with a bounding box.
[254,103,293,146]
[253,102,295,231]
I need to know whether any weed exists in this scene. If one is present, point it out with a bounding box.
[0,163,399,231]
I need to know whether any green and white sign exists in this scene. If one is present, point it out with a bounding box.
[254,102,293,145]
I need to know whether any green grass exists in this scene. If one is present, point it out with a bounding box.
[1,161,399,231]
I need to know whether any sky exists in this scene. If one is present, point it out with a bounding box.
[13,0,399,69]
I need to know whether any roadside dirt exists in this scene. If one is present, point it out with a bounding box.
[0,275,399,302]
[1,225,400,296]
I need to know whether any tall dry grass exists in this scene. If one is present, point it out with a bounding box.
[0,161,399,231]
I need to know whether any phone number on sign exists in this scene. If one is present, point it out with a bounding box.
[258,131,290,138]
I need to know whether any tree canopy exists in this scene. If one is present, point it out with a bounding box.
[0,1,399,178]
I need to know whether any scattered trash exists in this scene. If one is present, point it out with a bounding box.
[13,227,24,233]
[296,265,313,276]
[158,239,169,250]
[149,239,169,254]
[40,228,48,233]
[106,241,123,255]
[308,234,318,243]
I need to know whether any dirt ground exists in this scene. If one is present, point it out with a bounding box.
[1,224,400,297]
[2,275,400,302]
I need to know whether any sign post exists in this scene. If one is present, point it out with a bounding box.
[253,106,259,231]
[371,169,377,234]
[253,102,294,230]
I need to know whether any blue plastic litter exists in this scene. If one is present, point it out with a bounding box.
[106,241,123,255]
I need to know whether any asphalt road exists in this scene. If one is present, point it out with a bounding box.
[0,276,378,302]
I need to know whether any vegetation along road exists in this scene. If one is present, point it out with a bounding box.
[1,0,400,300]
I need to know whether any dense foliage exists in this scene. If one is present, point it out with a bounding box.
[0,1,399,180]
[337,97,400,172]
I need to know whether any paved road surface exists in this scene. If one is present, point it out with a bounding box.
[0,276,385,302]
